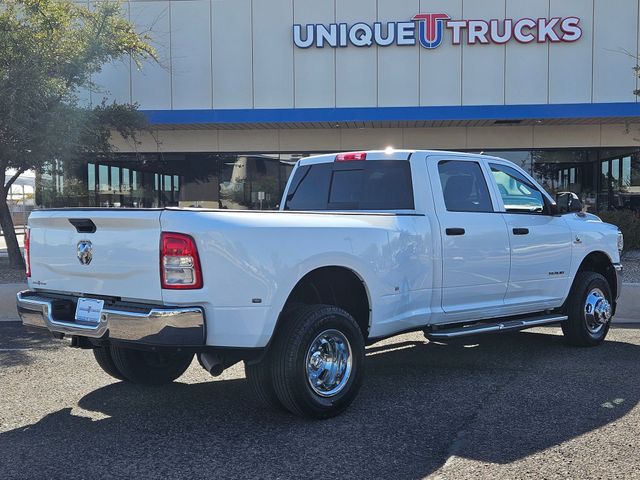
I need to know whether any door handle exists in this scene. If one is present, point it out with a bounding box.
[513,228,529,235]
[445,228,466,236]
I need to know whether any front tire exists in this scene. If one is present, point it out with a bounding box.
[109,346,194,385]
[270,305,365,419]
[562,272,613,347]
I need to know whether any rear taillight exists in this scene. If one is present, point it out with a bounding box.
[160,232,202,289]
[24,227,31,278]
[336,151,367,162]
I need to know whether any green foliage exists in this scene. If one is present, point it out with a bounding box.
[598,210,640,251]
[0,0,156,267]
[0,0,155,175]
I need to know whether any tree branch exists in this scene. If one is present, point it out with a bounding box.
[4,166,27,191]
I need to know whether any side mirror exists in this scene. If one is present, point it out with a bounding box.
[555,192,583,214]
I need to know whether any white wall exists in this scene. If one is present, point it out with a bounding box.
[593,0,639,103]
[419,0,462,106]
[548,0,594,104]
[130,1,172,109]
[211,0,253,108]
[293,0,335,107]
[91,1,131,105]
[462,0,505,105]
[171,0,212,109]
[252,0,294,108]
[335,0,377,107]
[91,0,640,110]
[505,0,548,105]
[377,0,420,107]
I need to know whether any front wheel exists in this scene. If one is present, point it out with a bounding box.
[109,346,194,385]
[270,305,365,419]
[562,272,613,347]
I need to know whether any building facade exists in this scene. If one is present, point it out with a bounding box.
[41,0,640,212]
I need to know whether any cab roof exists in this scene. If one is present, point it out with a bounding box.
[298,149,501,166]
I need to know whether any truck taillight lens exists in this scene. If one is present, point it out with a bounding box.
[160,232,202,289]
[24,228,31,278]
[336,151,367,162]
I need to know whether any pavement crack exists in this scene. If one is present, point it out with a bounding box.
[432,370,520,478]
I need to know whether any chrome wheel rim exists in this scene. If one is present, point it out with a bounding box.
[305,329,353,397]
[584,287,612,334]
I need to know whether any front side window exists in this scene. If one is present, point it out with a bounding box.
[437,160,493,213]
[490,163,545,214]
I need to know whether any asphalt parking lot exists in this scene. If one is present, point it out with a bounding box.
[1,324,639,480]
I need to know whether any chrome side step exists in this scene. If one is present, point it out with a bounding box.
[425,314,568,340]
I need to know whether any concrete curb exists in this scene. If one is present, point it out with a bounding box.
[0,283,25,322]
[614,283,640,325]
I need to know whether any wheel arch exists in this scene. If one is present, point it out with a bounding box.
[575,251,618,302]
[272,265,372,342]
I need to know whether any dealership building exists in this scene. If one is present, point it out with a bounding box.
[43,0,640,211]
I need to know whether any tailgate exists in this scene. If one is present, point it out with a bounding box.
[28,210,163,302]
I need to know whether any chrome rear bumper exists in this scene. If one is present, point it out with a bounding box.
[17,291,205,346]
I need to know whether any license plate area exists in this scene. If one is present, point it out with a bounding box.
[75,298,104,325]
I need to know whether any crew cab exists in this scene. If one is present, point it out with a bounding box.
[17,150,624,419]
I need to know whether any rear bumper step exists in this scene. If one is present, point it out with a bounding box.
[425,314,568,340]
[17,290,205,347]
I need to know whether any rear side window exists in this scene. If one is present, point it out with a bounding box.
[284,160,414,211]
[283,163,332,211]
[438,160,493,213]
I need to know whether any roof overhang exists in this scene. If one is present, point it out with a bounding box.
[143,102,640,130]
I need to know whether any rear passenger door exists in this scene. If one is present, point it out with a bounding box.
[427,157,511,317]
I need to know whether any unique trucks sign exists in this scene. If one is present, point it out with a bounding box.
[293,14,582,49]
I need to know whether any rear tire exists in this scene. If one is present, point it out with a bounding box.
[93,346,126,381]
[270,304,365,419]
[562,271,612,347]
[245,305,307,411]
[245,355,283,411]
[109,346,194,385]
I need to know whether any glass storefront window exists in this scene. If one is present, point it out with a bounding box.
[598,152,640,210]
[111,166,120,192]
[623,157,631,189]
[88,163,95,191]
[37,148,640,213]
[122,168,130,192]
[611,158,620,184]
[601,161,609,189]
[98,165,109,192]
[633,155,640,186]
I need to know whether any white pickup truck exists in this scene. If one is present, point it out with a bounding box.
[18,150,623,419]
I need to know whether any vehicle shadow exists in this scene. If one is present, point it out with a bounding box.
[0,331,638,479]
[0,324,64,368]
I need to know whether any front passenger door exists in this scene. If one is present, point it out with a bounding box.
[488,162,573,308]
